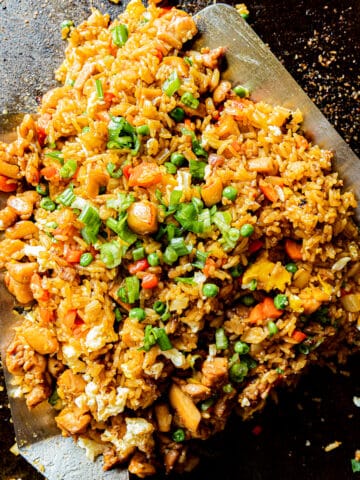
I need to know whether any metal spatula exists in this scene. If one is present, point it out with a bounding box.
[1,4,360,480]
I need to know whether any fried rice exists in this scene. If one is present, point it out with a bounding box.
[1,0,360,476]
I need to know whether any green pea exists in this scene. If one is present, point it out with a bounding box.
[170,152,186,167]
[202,283,219,298]
[229,362,248,383]
[267,321,278,337]
[172,428,185,442]
[249,279,257,291]
[147,252,160,266]
[164,162,177,174]
[79,252,94,267]
[285,262,298,273]
[222,186,238,201]
[274,294,288,310]
[223,383,234,393]
[233,85,249,98]
[129,307,146,322]
[240,223,254,237]
[234,341,250,355]
[136,125,150,135]
[230,265,243,278]
[241,294,255,306]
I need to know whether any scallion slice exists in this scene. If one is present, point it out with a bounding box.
[111,24,128,47]
[162,71,181,97]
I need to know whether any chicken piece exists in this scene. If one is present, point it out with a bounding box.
[200,46,226,69]
[5,261,38,284]
[0,206,18,230]
[128,452,156,478]
[4,272,34,303]
[27,384,52,409]
[181,383,211,402]
[21,325,59,355]
[201,357,228,388]
[7,190,39,219]
[57,369,87,401]
[155,10,197,50]
[55,405,91,435]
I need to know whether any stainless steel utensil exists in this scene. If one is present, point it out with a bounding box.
[1,4,359,479]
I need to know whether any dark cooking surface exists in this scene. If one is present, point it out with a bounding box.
[0,1,359,479]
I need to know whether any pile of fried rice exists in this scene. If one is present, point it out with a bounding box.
[1,1,360,476]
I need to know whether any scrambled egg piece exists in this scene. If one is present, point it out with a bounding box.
[242,256,291,292]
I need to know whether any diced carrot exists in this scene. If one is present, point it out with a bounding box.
[0,175,17,192]
[128,162,162,187]
[36,125,47,147]
[104,92,115,107]
[141,273,159,289]
[122,164,132,179]
[248,239,264,254]
[65,248,82,264]
[285,239,303,261]
[184,118,193,130]
[249,297,283,324]
[40,166,58,179]
[63,309,77,328]
[30,272,50,302]
[128,259,149,274]
[295,135,309,150]
[259,181,278,202]
[203,257,216,277]
[292,330,307,343]
[39,307,54,323]
[231,141,242,152]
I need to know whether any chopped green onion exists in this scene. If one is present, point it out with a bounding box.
[169,107,185,122]
[100,241,123,268]
[169,190,183,207]
[40,197,56,211]
[132,246,145,261]
[125,275,140,304]
[81,225,99,245]
[78,203,100,227]
[170,152,186,167]
[223,383,233,393]
[175,276,195,285]
[170,237,191,257]
[59,159,77,179]
[181,92,199,109]
[191,197,204,212]
[162,71,181,97]
[249,279,257,291]
[285,262,298,273]
[45,221,58,230]
[36,183,48,196]
[298,343,310,355]
[61,20,74,29]
[202,283,219,298]
[230,265,243,278]
[267,321,278,337]
[153,301,166,315]
[107,192,135,213]
[147,252,160,266]
[234,341,250,355]
[152,327,172,351]
[114,307,122,322]
[82,126,90,133]
[107,116,140,155]
[276,367,284,374]
[164,162,177,174]
[106,162,123,178]
[172,428,185,442]
[45,151,64,164]
[233,85,249,98]
[229,362,248,383]
[161,311,171,322]
[136,125,150,136]
[189,159,206,180]
[143,324,156,351]
[200,398,214,411]
[183,56,193,66]
[222,185,238,201]
[192,250,208,269]
[95,79,104,99]
[274,294,288,310]
[215,327,228,350]
[112,24,128,47]
[163,245,178,265]
[129,307,146,321]
[240,223,254,237]
[241,294,255,306]
[48,388,60,406]
[351,459,360,473]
